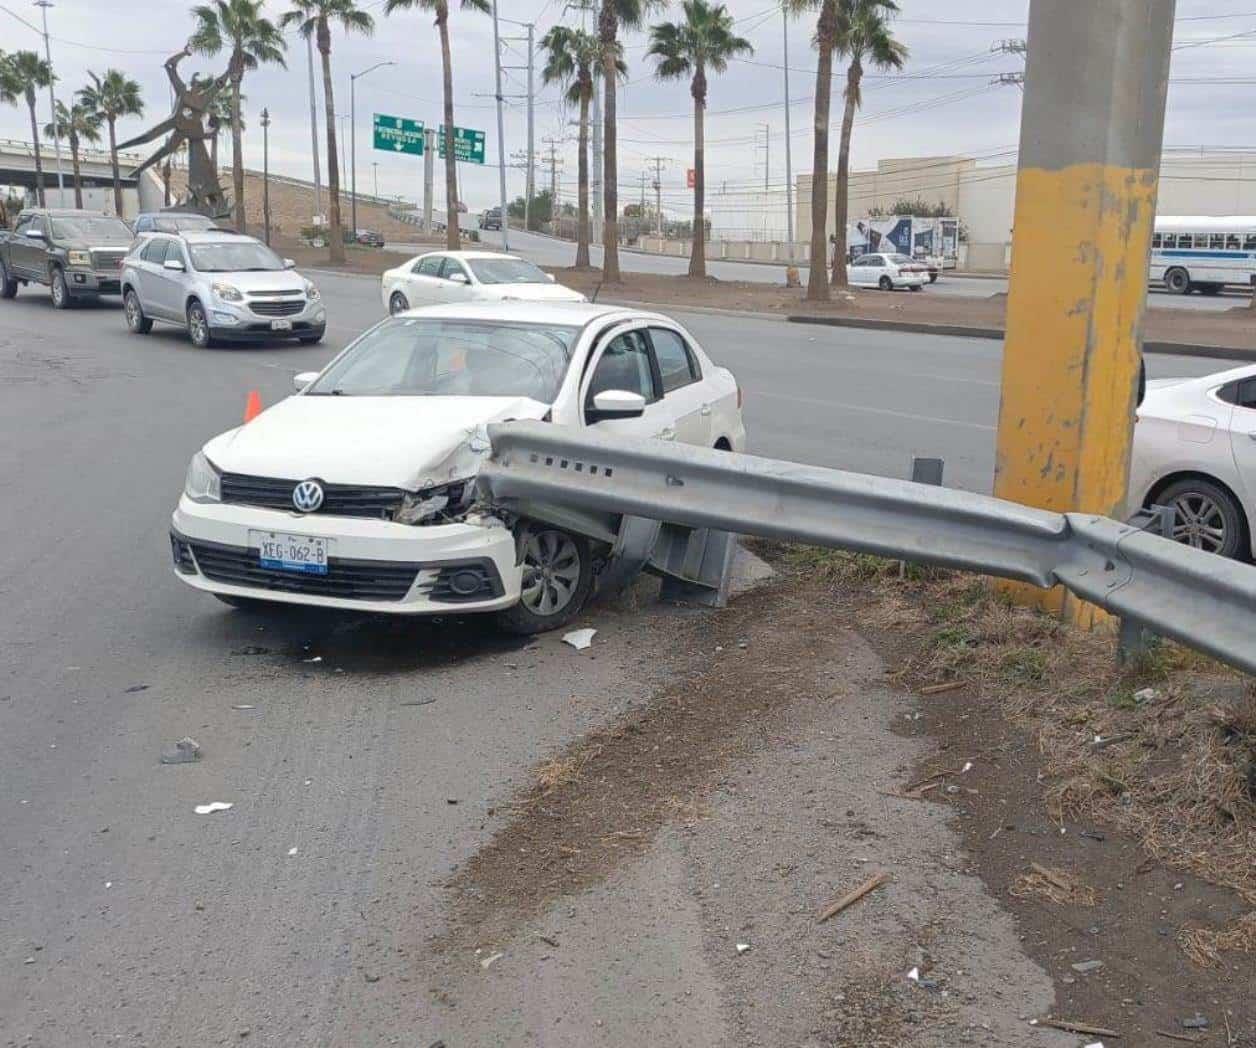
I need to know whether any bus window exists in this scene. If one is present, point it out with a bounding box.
[1245,234,1256,251]
[1162,233,1177,249]
[1179,234,1194,249]
[1152,233,1162,248]
[1227,234,1241,250]
[1211,233,1226,250]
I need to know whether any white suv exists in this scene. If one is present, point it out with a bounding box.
[121,230,326,347]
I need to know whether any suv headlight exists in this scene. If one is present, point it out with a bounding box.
[393,480,473,525]
[212,282,243,302]
[67,249,91,267]
[184,451,222,503]
[304,279,320,301]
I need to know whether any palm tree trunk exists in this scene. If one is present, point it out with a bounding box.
[107,117,122,217]
[830,60,860,291]
[69,129,83,209]
[599,2,620,282]
[26,94,45,208]
[689,77,706,279]
[805,0,837,302]
[575,89,590,269]
[319,33,346,266]
[211,129,219,180]
[230,65,246,234]
[438,10,460,250]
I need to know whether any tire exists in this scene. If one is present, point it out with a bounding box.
[0,259,16,299]
[909,284,922,292]
[124,289,153,334]
[50,267,71,309]
[187,299,213,348]
[1164,267,1191,295]
[388,291,410,315]
[1200,283,1223,296]
[878,276,893,291]
[1156,477,1247,559]
[928,272,938,284]
[497,525,594,635]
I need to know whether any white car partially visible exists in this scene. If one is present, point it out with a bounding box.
[170,302,745,633]
[381,250,585,315]
[846,252,929,291]
[1130,363,1256,559]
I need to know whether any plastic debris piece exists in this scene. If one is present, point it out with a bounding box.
[563,628,597,651]
[303,656,323,664]
[231,704,257,711]
[735,943,751,955]
[287,847,298,857]
[480,952,503,970]
[962,761,973,773]
[194,802,233,815]
[124,684,150,694]
[160,737,201,765]
[907,967,920,982]
[1133,687,1159,703]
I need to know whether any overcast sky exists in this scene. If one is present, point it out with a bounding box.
[0,0,1252,214]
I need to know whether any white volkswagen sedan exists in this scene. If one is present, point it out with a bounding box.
[846,252,929,291]
[170,302,745,632]
[1130,363,1256,559]
[381,250,586,315]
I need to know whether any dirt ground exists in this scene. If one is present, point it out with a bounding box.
[413,551,1255,1045]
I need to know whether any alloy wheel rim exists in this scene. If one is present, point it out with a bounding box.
[52,276,64,304]
[1171,493,1227,553]
[190,308,206,344]
[519,530,581,616]
[126,294,140,328]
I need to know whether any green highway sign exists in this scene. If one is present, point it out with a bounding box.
[373,113,425,156]
[438,125,486,165]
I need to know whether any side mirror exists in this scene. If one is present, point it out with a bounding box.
[293,371,320,392]
[283,258,296,270]
[163,257,185,272]
[588,389,647,422]
[448,271,470,284]
[25,227,44,239]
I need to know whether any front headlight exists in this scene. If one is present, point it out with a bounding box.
[304,279,320,301]
[184,451,222,503]
[67,249,91,267]
[212,282,243,303]
[393,479,474,525]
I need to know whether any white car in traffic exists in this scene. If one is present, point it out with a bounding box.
[1130,362,1256,559]
[846,252,929,291]
[170,302,746,632]
[381,250,585,315]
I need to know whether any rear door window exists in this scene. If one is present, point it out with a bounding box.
[440,257,470,281]
[142,238,169,264]
[649,328,701,393]
[415,255,443,277]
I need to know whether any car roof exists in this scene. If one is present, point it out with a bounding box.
[416,249,525,261]
[396,301,664,327]
[20,208,111,217]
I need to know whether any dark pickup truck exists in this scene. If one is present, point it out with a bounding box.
[0,208,136,308]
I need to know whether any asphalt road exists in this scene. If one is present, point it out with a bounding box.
[0,273,1229,1045]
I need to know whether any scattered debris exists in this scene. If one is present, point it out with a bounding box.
[906,967,920,982]
[124,684,150,694]
[816,871,891,923]
[160,737,201,765]
[302,656,323,664]
[23,957,35,965]
[961,761,973,773]
[231,704,257,711]
[1157,1032,1204,1044]
[1178,913,1256,967]
[562,628,597,651]
[446,798,458,805]
[479,952,503,970]
[399,698,437,707]
[363,973,381,983]
[1011,863,1098,907]
[538,934,560,948]
[920,680,965,696]
[1070,960,1105,974]
[1038,1018,1119,1038]
[230,646,270,656]
[1182,1016,1210,1030]
[1133,687,1160,703]
[193,802,233,815]
[287,847,298,857]
[735,943,751,955]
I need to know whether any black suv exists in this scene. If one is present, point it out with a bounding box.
[0,208,135,307]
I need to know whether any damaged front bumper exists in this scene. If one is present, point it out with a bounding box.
[170,495,522,614]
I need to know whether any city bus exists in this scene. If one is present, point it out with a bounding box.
[1150,216,1256,295]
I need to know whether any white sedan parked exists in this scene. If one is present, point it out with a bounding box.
[1130,363,1256,559]
[381,250,586,315]
[846,252,929,291]
[170,302,746,632]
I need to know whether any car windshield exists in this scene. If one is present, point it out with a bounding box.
[468,257,548,285]
[189,240,285,272]
[152,215,214,233]
[306,318,579,401]
[49,216,132,239]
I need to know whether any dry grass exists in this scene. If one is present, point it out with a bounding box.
[1177,911,1256,967]
[1010,864,1099,907]
[535,744,603,794]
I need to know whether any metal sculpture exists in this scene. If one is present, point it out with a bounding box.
[117,48,230,217]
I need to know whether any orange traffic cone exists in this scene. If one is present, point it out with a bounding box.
[244,389,263,423]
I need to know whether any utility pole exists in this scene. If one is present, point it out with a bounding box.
[591,72,603,246]
[260,107,271,246]
[491,0,509,250]
[994,0,1175,624]
[306,35,323,220]
[991,39,1028,90]
[33,1,65,205]
[756,123,770,192]
[647,156,668,237]
[501,21,535,231]
[782,2,794,249]
[639,170,647,214]
[372,160,379,200]
[541,137,563,212]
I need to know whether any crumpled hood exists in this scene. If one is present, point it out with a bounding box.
[204,394,549,490]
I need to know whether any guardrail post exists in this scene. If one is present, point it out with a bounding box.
[1117,504,1174,664]
[901,456,944,579]
[993,0,1175,626]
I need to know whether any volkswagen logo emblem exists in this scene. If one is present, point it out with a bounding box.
[292,479,324,513]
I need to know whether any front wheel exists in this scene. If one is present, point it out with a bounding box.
[50,267,71,309]
[497,525,594,635]
[878,276,893,291]
[1164,267,1191,295]
[909,284,922,292]
[928,272,938,284]
[1158,478,1247,559]
[388,291,410,315]
[0,259,17,299]
[124,289,153,334]
[187,300,213,348]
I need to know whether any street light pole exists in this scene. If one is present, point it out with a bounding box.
[260,107,271,246]
[349,61,395,240]
[306,35,322,220]
[372,160,379,199]
[33,1,66,205]
[782,2,794,250]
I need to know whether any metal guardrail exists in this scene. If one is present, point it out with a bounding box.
[479,422,1256,676]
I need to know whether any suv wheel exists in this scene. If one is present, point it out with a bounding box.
[124,289,153,334]
[50,267,71,309]
[187,300,213,348]
[497,525,594,635]
[0,259,17,299]
[389,291,409,315]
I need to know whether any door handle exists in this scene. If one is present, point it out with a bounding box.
[700,404,712,417]
[659,427,677,441]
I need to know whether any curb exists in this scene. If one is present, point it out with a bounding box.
[786,314,1256,361]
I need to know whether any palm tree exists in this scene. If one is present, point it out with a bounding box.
[280,1,374,265]
[599,0,667,282]
[45,100,102,209]
[0,51,55,208]
[540,26,625,269]
[384,0,489,250]
[190,0,287,234]
[647,1,751,278]
[78,70,144,217]
[829,0,907,289]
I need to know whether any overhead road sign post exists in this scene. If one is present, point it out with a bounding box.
[439,125,487,165]
[374,114,425,156]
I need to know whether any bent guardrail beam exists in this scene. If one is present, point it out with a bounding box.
[479,421,1256,676]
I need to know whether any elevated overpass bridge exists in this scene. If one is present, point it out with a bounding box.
[0,138,161,218]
